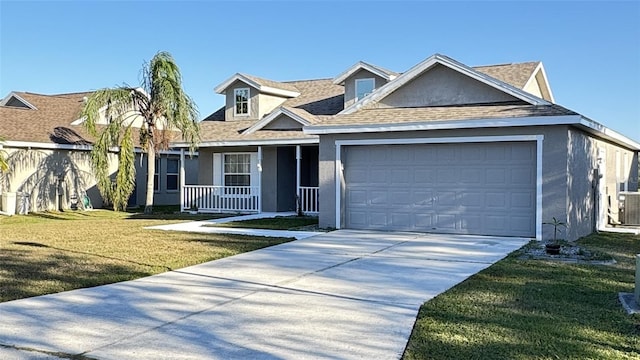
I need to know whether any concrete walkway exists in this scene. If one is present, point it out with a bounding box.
[147,212,325,240]
[0,230,530,360]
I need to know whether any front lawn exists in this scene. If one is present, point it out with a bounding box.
[403,232,640,359]
[0,210,293,302]
[208,215,319,230]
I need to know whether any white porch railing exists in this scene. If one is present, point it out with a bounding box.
[299,186,319,214]
[182,185,260,213]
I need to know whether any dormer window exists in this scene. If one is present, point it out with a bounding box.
[234,88,250,116]
[355,78,375,100]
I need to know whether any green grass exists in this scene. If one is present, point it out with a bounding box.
[0,210,293,302]
[403,232,640,360]
[207,215,319,230]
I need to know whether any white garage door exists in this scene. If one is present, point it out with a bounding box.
[344,142,536,237]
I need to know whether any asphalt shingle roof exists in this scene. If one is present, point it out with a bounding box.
[474,62,540,88]
[314,103,577,127]
[0,92,93,144]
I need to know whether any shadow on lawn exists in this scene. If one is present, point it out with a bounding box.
[0,247,152,303]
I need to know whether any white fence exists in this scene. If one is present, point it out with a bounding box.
[182,185,260,213]
[299,186,319,214]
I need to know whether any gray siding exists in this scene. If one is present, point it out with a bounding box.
[379,64,519,108]
[277,147,296,211]
[261,147,278,212]
[263,114,303,131]
[133,154,198,207]
[224,81,260,121]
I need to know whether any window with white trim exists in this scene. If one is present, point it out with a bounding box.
[355,78,375,100]
[234,88,250,116]
[166,159,179,191]
[224,153,251,186]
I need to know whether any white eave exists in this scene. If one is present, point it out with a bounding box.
[0,92,38,110]
[303,114,640,151]
[339,54,552,116]
[332,61,397,85]
[243,107,311,135]
[214,73,300,98]
[172,137,319,148]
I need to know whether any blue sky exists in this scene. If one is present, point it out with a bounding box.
[1,1,639,141]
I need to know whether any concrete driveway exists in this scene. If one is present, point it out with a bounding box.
[0,230,529,360]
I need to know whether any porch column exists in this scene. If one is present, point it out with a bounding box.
[180,148,185,212]
[296,145,301,213]
[257,146,262,213]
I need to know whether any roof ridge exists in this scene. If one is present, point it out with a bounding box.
[473,61,540,68]
[19,91,94,98]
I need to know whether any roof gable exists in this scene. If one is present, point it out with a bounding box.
[333,61,398,85]
[214,73,300,98]
[243,107,315,134]
[378,63,524,108]
[522,62,554,102]
[340,54,552,115]
[0,92,38,110]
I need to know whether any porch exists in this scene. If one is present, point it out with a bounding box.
[179,144,319,215]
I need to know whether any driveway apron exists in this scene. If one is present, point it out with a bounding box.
[0,230,529,359]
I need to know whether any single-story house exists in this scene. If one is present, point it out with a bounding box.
[0,91,198,213]
[171,54,639,241]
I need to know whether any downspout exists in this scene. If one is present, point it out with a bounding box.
[296,145,301,215]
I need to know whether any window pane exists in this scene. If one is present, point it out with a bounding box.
[154,174,159,191]
[224,175,250,186]
[167,159,179,173]
[356,79,375,100]
[167,175,178,190]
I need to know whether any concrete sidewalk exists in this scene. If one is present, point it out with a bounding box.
[147,212,325,240]
[0,230,530,359]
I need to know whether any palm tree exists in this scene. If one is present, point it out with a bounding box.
[81,51,200,213]
[0,136,8,173]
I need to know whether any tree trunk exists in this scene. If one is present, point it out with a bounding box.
[144,145,155,214]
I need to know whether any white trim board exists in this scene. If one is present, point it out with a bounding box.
[214,73,300,98]
[332,61,397,85]
[0,92,38,110]
[173,138,319,148]
[333,135,544,240]
[304,114,640,151]
[243,107,312,135]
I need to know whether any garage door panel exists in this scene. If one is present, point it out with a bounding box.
[413,191,435,207]
[486,168,507,184]
[510,216,534,233]
[344,142,535,237]
[369,212,388,226]
[461,192,483,207]
[369,190,388,205]
[391,169,411,183]
[347,190,368,206]
[435,214,457,230]
[414,169,435,183]
[511,167,534,184]
[369,168,388,183]
[511,192,533,208]
[390,190,412,205]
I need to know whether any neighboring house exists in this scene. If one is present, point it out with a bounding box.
[172,53,639,241]
[0,91,197,213]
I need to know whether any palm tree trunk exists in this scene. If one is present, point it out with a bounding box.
[144,146,155,214]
